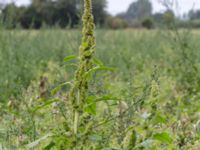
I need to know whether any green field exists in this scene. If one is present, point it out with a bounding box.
[1,29,200,149]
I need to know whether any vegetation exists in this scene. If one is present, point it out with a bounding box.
[2,0,200,29]
[0,0,107,28]
[123,0,152,20]
[0,28,200,149]
[1,0,200,149]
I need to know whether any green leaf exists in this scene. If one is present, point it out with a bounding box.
[195,132,200,140]
[84,66,115,78]
[84,96,96,115]
[63,55,77,62]
[84,94,119,115]
[31,99,60,113]
[44,141,55,150]
[4,109,20,117]
[127,130,137,150]
[152,132,173,144]
[92,57,104,66]
[26,133,53,148]
[51,82,72,95]
[152,114,167,124]
[96,95,120,102]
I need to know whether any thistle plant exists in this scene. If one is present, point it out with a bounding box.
[69,0,96,146]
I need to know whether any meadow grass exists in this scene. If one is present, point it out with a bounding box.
[1,29,200,149]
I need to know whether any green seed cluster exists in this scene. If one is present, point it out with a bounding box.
[69,1,95,142]
[70,0,95,111]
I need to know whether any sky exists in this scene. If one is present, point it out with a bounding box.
[2,0,200,16]
[108,0,200,15]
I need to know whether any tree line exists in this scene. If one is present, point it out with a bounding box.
[1,0,200,29]
[0,0,107,29]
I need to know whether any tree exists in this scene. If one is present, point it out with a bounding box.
[188,10,200,20]
[142,17,153,29]
[19,6,42,29]
[92,0,107,25]
[1,0,107,29]
[53,0,79,27]
[162,9,175,28]
[126,0,152,20]
[153,12,163,24]
[31,0,79,27]
[31,0,107,27]
[32,0,107,27]
[2,3,20,28]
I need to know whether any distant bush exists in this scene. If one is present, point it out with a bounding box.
[162,10,175,29]
[177,19,200,28]
[141,17,154,29]
[125,19,140,28]
[105,16,128,29]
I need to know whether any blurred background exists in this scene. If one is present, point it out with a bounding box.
[0,0,200,29]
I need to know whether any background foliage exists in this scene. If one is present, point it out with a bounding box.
[0,29,200,149]
[1,0,200,29]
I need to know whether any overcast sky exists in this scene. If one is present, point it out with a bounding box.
[108,0,200,15]
[2,0,200,15]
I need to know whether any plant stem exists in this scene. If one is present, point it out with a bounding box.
[73,91,80,147]
[70,0,95,148]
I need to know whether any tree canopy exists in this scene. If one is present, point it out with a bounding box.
[0,0,107,29]
[188,10,200,20]
[126,0,152,20]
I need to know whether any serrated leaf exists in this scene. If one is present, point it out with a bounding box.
[152,132,173,144]
[64,55,77,62]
